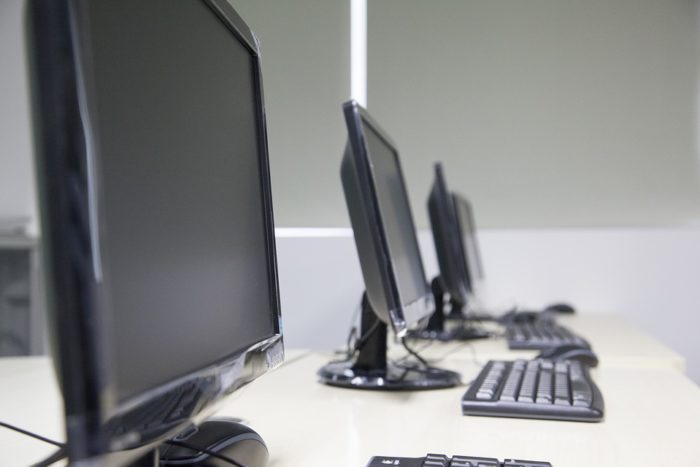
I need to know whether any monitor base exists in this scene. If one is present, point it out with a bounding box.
[319,292,461,391]
[318,359,461,390]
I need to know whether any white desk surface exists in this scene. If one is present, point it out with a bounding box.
[394,313,686,373]
[2,350,700,467]
[0,357,64,466]
[222,352,700,466]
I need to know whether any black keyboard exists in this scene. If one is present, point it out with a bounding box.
[366,453,551,467]
[505,320,588,350]
[462,359,604,422]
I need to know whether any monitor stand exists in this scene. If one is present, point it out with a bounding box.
[408,278,490,342]
[318,293,461,390]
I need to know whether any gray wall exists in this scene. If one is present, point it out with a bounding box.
[228,0,352,227]
[5,1,699,230]
[368,0,700,228]
[0,0,36,234]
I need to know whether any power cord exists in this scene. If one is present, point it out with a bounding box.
[0,421,64,448]
[332,296,383,363]
[32,447,67,467]
[399,337,429,367]
[0,421,67,467]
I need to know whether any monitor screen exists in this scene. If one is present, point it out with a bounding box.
[361,123,427,309]
[453,194,484,284]
[85,0,275,403]
[29,0,282,462]
[341,101,432,334]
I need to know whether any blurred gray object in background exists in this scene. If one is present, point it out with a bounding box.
[0,233,44,356]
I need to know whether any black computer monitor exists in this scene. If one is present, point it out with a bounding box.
[429,163,471,306]
[318,101,460,390]
[28,0,282,465]
[408,163,490,342]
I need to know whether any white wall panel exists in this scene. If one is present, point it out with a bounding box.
[275,228,700,384]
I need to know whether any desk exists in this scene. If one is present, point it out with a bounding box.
[2,351,700,466]
[395,313,686,373]
[0,357,63,466]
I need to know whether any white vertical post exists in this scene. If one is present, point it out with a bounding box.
[351,0,367,107]
[697,1,700,164]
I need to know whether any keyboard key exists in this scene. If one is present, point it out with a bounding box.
[365,456,423,467]
[517,363,538,403]
[500,362,524,402]
[536,368,552,404]
[569,362,593,407]
[450,457,499,467]
[554,371,570,405]
[423,453,449,466]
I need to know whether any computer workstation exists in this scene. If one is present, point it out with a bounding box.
[424,174,589,352]
[407,176,683,371]
[317,100,461,391]
[408,163,492,342]
[400,164,604,422]
[3,0,697,465]
[318,101,604,462]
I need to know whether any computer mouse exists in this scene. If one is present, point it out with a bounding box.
[160,418,269,467]
[537,344,599,367]
[543,303,576,314]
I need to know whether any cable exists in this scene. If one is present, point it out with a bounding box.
[464,341,484,369]
[164,439,248,467]
[395,338,435,364]
[351,319,381,354]
[328,318,382,365]
[0,421,64,448]
[31,447,67,467]
[0,421,67,466]
[400,337,429,367]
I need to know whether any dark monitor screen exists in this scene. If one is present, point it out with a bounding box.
[453,194,484,284]
[362,124,428,309]
[87,0,275,403]
[29,0,282,462]
[341,101,432,334]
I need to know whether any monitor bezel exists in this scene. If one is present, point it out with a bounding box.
[428,163,472,305]
[452,193,484,287]
[27,0,283,464]
[341,100,433,336]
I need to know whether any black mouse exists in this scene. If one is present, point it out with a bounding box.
[160,418,269,467]
[543,303,576,314]
[537,344,599,367]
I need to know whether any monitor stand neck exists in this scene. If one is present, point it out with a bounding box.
[409,276,491,342]
[353,293,387,372]
[425,277,446,332]
[317,291,460,390]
